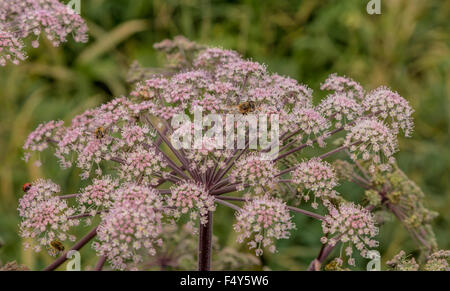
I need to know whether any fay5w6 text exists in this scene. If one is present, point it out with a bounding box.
[224,275,269,286]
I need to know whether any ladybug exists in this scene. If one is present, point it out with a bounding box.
[22,183,32,193]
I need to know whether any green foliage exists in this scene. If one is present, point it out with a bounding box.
[0,0,448,270]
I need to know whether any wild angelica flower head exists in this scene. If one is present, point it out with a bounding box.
[119,146,167,185]
[0,261,30,271]
[192,92,222,113]
[387,250,450,271]
[0,0,87,66]
[318,93,363,129]
[185,140,233,173]
[364,87,414,137]
[168,182,215,225]
[18,179,78,254]
[168,70,210,103]
[386,250,420,271]
[131,99,181,121]
[292,158,338,208]
[290,107,330,146]
[321,203,378,266]
[320,73,365,101]
[50,97,140,176]
[174,122,233,173]
[234,196,295,256]
[23,120,64,161]
[131,77,169,100]
[193,47,241,69]
[345,118,398,173]
[245,75,313,116]
[77,176,119,217]
[120,124,154,147]
[424,250,450,271]
[216,59,266,85]
[0,28,25,65]
[18,179,60,205]
[19,36,422,270]
[93,185,166,270]
[264,74,313,108]
[230,154,279,195]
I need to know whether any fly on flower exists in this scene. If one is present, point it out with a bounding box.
[49,240,65,256]
[91,125,112,140]
[95,127,106,140]
[236,101,258,115]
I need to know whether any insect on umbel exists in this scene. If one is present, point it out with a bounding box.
[49,240,65,254]
[22,183,32,193]
[237,101,257,115]
[95,127,105,139]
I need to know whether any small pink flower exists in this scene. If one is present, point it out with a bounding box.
[77,176,119,215]
[318,93,363,129]
[119,146,167,186]
[18,179,78,255]
[94,184,167,270]
[290,107,330,146]
[292,158,339,208]
[23,120,65,153]
[230,154,279,195]
[322,203,378,266]
[364,87,414,137]
[345,118,398,172]
[0,0,87,66]
[321,73,365,100]
[234,196,295,256]
[194,47,241,68]
[168,182,215,225]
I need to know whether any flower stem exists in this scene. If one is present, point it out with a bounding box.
[198,212,213,271]
[215,198,242,212]
[306,205,375,271]
[94,256,107,271]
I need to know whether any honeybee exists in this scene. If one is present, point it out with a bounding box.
[22,183,32,193]
[237,101,257,115]
[95,127,105,139]
[49,240,65,254]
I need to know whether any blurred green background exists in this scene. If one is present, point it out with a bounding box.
[0,0,448,270]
